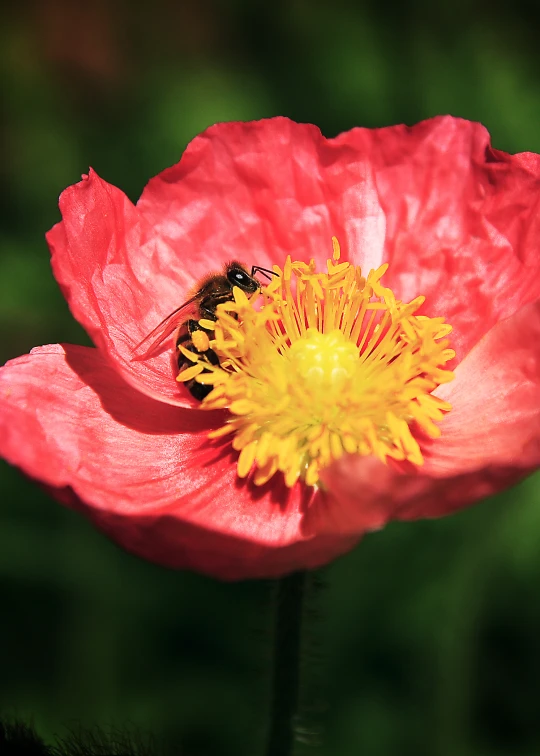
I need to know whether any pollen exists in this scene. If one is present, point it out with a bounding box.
[191,329,210,352]
[181,238,455,488]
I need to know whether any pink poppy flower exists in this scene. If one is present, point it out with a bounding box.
[1,116,539,580]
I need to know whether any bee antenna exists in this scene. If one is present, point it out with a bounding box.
[251,265,278,281]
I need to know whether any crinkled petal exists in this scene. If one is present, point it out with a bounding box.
[47,170,198,408]
[0,344,357,579]
[348,116,540,363]
[137,117,388,275]
[319,299,540,532]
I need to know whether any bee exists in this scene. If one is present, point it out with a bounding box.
[132,261,276,400]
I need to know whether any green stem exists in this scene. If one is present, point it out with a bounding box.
[264,570,326,756]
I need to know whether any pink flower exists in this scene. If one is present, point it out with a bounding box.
[1,116,539,579]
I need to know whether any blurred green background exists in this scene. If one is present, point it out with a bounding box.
[2,1,540,754]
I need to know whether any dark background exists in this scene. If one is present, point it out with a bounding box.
[2,1,540,754]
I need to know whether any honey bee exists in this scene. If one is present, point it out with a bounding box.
[133,262,276,400]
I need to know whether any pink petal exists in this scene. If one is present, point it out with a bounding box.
[47,170,198,408]
[319,299,540,532]
[0,344,357,579]
[316,456,527,534]
[137,117,388,275]
[352,115,540,363]
[425,298,540,474]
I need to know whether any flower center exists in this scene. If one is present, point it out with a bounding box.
[177,238,455,487]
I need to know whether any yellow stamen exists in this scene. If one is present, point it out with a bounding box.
[183,237,455,487]
[176,363,205,382]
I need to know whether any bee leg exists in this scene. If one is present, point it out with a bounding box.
[176,320,218,401]
[200,300,239,322]
[178,320,220,366]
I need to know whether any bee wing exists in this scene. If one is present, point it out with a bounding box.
[131,297,199,361]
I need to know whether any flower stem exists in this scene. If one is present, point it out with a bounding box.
[265,570,326,756]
